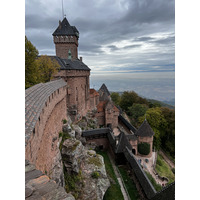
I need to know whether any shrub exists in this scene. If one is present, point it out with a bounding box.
[62,119,67,124]
[91,171,100,179]
[138,142,150,155]
[59,131,63,138]
[172,168,175,174]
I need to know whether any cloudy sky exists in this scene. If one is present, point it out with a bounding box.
[25,0,175,102]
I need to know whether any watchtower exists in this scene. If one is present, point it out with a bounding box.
[52,17,79,60]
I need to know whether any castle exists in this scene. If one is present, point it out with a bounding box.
[25,17,174,200]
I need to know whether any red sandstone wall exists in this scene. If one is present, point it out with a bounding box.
[35,98,66,174]
[90,94,99,110]
[96,111,105,126]
[25,86,67,177]
[105,102,119,128]
[55,70,90,118]
[54,36,78,59]
[130,140,138,155]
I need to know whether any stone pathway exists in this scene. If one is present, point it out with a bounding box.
[107,153,130,200]
[135,153,168,186]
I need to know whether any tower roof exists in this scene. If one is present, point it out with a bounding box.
[135,119,155,137]
[99,84,110,97]
[115,132,132,153]
[49,56,90,71]
[52,17,79,38]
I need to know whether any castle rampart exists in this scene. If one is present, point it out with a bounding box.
[25,79,67,185]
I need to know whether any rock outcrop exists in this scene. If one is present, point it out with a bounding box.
[25,160,75,200]
[61,124,110,200]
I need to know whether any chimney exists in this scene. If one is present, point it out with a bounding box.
[80,57,83,62]
[59,20,62,29]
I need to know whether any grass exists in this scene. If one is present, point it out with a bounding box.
[155,154,175,184]
[64,170,84,199]
[96,150,124,200]
[88,156,102,167]
[145,171,162,191]
[59,131,71,151]
[118,166,139,200]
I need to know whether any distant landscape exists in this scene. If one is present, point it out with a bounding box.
[111,91,175,109]
[90,71,175,103]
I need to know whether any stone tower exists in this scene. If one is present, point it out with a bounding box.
[52,17,79,60]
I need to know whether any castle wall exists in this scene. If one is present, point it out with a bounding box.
[90,92,99,110]
[129,139,138,155]
[55,70,90,119]
[25,85,67,185]
[54,36,78,59]
[96,111,105,126]
[105,102,119,128]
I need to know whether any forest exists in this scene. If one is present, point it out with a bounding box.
[111,91,175,160]
[25,36,59,89]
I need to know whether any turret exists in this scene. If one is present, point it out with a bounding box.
[52,17,79,59]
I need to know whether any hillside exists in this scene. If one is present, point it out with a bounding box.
[147,99,175,109]
[110,91,175,110]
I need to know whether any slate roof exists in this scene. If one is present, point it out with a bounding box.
[50,56,90,71]
[135,119,155,137]
[82,128,110,137]
[126,134,138,141]
[115,132,132,153]
[99,83,110,97]
[25,79,67,144]
[118,114,137,133]
[107,131,116,150]
[52,17,79,38]
[151,182,175,200]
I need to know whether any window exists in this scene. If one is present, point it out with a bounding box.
[76,87,78,101]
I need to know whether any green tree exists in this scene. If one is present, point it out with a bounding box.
[138,107,167,150]
[128,104,148,121]
[35,55,60,83]
[25,36,39,88]
[160,107,175,158]
[119,91,139,111]
[111,92,121,105]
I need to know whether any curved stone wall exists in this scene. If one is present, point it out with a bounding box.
[25,79,67,185]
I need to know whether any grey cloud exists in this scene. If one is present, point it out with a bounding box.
[153,36,175,45]
[123,44,142,49]
[25,0,175,74]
